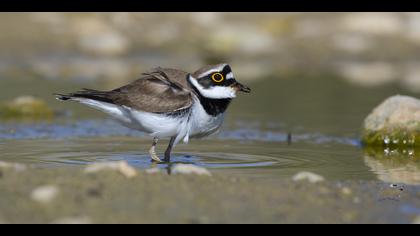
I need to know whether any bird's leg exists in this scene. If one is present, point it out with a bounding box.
[164,137,176,163]
[149,137,162,162]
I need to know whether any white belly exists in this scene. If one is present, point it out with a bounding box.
[75,98,184,138]
[75,98,225,144]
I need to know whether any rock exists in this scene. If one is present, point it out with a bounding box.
[292,171,325,183]
[51,216,92,224]
[362,95,420,147]
[30,185,59,204]
[0,96,54,120]
[0,161,27,172]
[171,164,212,176]
[85,161,137,179]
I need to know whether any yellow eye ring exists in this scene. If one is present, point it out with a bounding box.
[211,73,224,83]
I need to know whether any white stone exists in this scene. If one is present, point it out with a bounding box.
[171,164,212,176]
[85,161,137,178]
[292,171,325,183]
[363,95,420,131]
[31,185,59,204]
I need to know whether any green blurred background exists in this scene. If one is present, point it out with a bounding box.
[2,13,420,132]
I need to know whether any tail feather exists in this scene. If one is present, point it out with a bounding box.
[54,89,114,103]
[54,93,72,101]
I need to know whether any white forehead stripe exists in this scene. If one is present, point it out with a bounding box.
[188,75,236,99]
[226,72,234,80]
[198,64,228,78]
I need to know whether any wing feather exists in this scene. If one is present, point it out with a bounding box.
[58,68,194,113]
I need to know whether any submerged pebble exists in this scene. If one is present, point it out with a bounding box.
[30,185,60,204]
[171,164,212,176]
[292,171,325,183]
[85,161,137,178]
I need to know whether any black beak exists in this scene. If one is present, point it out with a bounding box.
[233,82,251,93]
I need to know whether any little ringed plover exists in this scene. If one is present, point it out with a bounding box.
[55,63,251,162]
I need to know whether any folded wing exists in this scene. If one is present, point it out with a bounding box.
[56,68,193,113]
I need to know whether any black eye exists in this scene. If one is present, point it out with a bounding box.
[211,73,224,83]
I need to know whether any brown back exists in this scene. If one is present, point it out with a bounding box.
[108,68,193,113]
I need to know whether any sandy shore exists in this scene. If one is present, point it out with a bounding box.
[0,164,419,224]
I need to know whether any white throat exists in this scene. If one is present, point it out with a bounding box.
[188,75,236,99]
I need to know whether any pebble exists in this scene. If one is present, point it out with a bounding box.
[292,171,325,183]
[364,95,420,132]
[85,161,137,179]
[30,185,60,204]
[171,164,212,176]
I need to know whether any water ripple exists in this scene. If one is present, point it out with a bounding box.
[0,119,360,146]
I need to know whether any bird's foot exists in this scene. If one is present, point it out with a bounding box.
[149,148,162,163]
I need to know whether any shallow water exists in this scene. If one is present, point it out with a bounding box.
[1,73,420,184]
[0,120,366,181]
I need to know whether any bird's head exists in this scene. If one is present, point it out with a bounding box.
[188,64,251,99]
